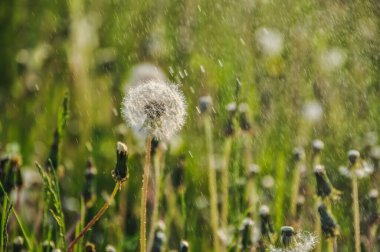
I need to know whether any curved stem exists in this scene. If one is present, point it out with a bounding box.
[66,181,121,252]
[140,135,153,252]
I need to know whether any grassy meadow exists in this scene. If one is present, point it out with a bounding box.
[1,0,380,251]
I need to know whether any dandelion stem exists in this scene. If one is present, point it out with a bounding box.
[66,181,121,252]
[221,137,232,228]
[290,161,301,220]
[147,147,162,252]
[203,115,220,251]
[352,173,361,252]
[140,135,152,252]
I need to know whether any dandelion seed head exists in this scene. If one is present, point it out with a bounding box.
[312,139,324,152]
[259,205,270,216]
[269,230,318,252]
[348,149,360,164]
[122,79,186,140]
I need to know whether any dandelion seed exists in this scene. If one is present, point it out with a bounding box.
[121,80,186,140]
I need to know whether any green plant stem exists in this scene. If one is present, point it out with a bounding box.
[0,182,32,250]
[147,148,162,252]
[221,137,232,228]
[290,161,301,220]
[352,173,361,252]
[67,181,121,252]
[204,115,220,252]
[140,135,152,252]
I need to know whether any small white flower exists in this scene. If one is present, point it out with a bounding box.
[122,80,186,140]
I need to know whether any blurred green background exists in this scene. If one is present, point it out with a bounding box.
[1,0,380,251]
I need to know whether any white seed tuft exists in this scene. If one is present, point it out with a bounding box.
[121,79,186,140]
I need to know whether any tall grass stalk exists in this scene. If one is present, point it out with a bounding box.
[0,182,32,251]
[140,135,153,252]
[221,137,232,228]
[203,115,220,251]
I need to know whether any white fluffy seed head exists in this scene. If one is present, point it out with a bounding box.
[269,231,319,252]
[121,79,186,140]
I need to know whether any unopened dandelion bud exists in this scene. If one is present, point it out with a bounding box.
[85,242,96,252]
[105,245,116,252]
[42,240,55,252]
[240,213,254,250]
[113,142,128,182]
[314,165,332,198]
[281,226,295,247]
[83,159,97,206]
[198,96,213,114]
[224,118,235,137]
[348,150,360,165]
[293,147,305,162]
[152,231,166,252]
[296,195,305,219]
[13,236,25,252]
[171,155,186,190]
[150,137,160,156]
[366,189,379,225]
[312,139,324,153]
[248,164,260,178]
[179,240,189,252]
[238,103,251,132]
[260,205,274,237]
[318,204,338,237]
[226,102,237,115]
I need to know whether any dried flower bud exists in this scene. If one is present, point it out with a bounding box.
[152,231,166,252]
[239,103,251,132]
[296,195,305,219]
[179,240,189,252]
[312,139,324,153]
[198,96,213,114]
[248,164,260,178]
[13,236,25,252]
[363,189,379,226]
[348,150,360,165]
[171,155,186,190]
[314,165,332,198]
[293,147,305,162]
[240,213,254,250]
[42,240,55,252]
[85,242,96,252]
[150,137,160,156]
[83,159,97,206]
[113,142,128,182]
[105,245,116,252]
[281,226,295,247]
[260,205,274,237]
[318,204,338,237]
[224,117,235,137]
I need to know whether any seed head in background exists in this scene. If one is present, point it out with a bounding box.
[122,80,186,140]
